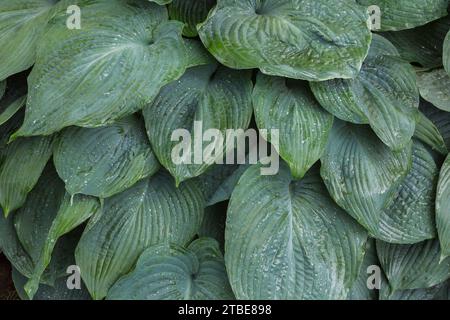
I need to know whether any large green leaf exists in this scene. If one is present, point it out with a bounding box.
[357,0,449,31]
[226,162,368,300]
[420,100,450,149]
[417,69,450,112]
[347,239,379,300]
[143,63,253,185]
[107,238,234,300]
[0,135,54,216]
[12,0,191,138]
[381,16,450,69]
[0,77,27,126]
[168,0,216,37]
[24,193,100,299]
[75,171,205,300]
[311,35,420,151]
[253,73,333,179]
[414,111,448,155]
[320,121,412,239]
[0,0,62,81]
[0,165,80,285]
[377,239,450,291]
[53,116,159,198]
[436,154,450,260]
[198,0,372,81]
[373,141,437,244]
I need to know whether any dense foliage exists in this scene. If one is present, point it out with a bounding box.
[0,0,449,300]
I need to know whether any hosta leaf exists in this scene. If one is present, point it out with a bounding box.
[0,94,26,127]
[75,171,205,300]
[414,111,448,155]
[198,0,371,81]
[168,0,216,37]
[420,100,450,149]
[107,238,234,300]
[377,239,450,291]
[143,63,253,185]
[0,135,54,216]
[197,163,242,206]
[347,239,379,300]
[357,0,449,31]
[204,164,248,206]
[320,121,412,238]
[12,268,91,300]
[24,193,100,299]
[381,16,450,69]
[311,35,420,151]
[0,0,61,81]
[13,0,190,138]
[417,69,450,111]
[0,213,34,280]
[226,162,368,300]
[253,73,333,179]
[0,165,79,286]
[436,154,450,259]
[53,116,159,198]
[373,141,437,244]
[380,275,448,300]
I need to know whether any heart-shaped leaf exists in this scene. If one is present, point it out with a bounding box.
[13,0,191,138]
[53,115,159,199]
[436,154,450,260]
[75,171,205,300]
[198,0,372,81]
[357,0,449,31]
[311,35,420,151]
[168,0,216,37]
[107,238,234,300]
[143,63,253,185]
[226,162,368,299]
[377,239,450,291]
[320,121,412,238]
[253,73,333,179]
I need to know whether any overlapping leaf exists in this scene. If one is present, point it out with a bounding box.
[53,116,159,198]
[414,110,448,155]
[357,0,449,31]
[381,16,450,69]
[13,0,191,138]
[253,73,333,179]
[436,154,450,260]
[24,193,100,299]
[168,0,216,37]
[107,238,234,300]
[0,135,54,216]
[320,121,412,239]
[347,239,379,300]
[226,162,368,300]
[0,0,63,81]
[143,63,253,185]
[198,0,372,81]
[417,69,450,112]
[75,171,205,300]
[311,35,420,151]
[377,239,450,291]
